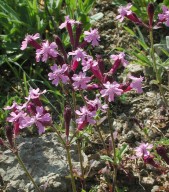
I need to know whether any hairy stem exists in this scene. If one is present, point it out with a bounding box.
[107,106,117,192]
[149,29,168,107]
[95,124,108,155]
[72,91,85,187]
[77,139,85,189]
[66,145,77,192]
[15,152,41,192]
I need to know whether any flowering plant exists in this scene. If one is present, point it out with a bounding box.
[6,3,169,189]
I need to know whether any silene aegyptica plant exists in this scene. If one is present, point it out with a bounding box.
[116,2,169,107]
[1,7,168,191]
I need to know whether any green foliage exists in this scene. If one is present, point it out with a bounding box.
[100,155,114,163]
[116,144,128,164]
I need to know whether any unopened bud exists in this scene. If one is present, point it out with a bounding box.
[156,146,169,165]
[67,23,75,49]
[29,40,41,50]
[6,126,14,148]
[143,155,159,168]
[147,3,154,28]
[64,106,71,142]
[54,35,67,60]
[75,23,83,49]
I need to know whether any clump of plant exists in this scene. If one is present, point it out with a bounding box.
[116,2,169,107]
[1,3,169,191]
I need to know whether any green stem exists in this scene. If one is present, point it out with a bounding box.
[15,152,41,192]
[95,124,108,155]
[149,29,168,107]
[72,91,85,187]
[51,125,66,148]
[77,139,85,189]
[107,106,117,192]
[66,145,77,192]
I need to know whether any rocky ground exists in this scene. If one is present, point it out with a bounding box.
[1,0,169,192]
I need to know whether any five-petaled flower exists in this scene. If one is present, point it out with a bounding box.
[72,72,91,90]
[26,88,46,101]
[84,29,100,47]
[68,48,87,61]
[110,52,128,67]
[135,143,153,158]
[48,64,69,86]
[129,75,144,93]
[21,33,40,50]
[21,106,52,135]
[36,40,58,62]
[116,3,132,22]
[100,81,123,102]
[82,57,98,72]
[158,5,169,27]
[76,106,96,130]
[59,15,79,29]
[86,94,108,112]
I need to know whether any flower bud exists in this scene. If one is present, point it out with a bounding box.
[156,146,169,165]
[29,40,41,50]
[6,126,14,148]
[64,106,71,142]
[126,13,143,25]
[53,35,67,60]
[147,3,154,28]
[75,23,83,49]
[91,65,103,82]
[71,60,79,71]
[143,155,159,168]
[96,55,105,74]
[67,22,75,49]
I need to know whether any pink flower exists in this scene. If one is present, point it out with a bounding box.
[86,94,108,112]
[158,5,169,27]
[110,52,128,67]
[116,3,132,22]
[100,81,123,102]
[22,106,51,134]
[21,33,40,50]
[4,101,20,111]
[135,143,153,158]
[7,111,27,123]
[59,15,79,29]
[82,57,98,72]
[76,106,96,130]
[68,48,87,61]
[36,41,58,62]
[48,64,69,86]
[129,75,144,93]
[72,72,91,90]
[26,88,46,101]
[6,110,31,130]
[84,29,100,47]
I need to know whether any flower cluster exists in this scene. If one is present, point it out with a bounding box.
[19,16,144,131]
[116,3,169,28]
[5,88,51,136]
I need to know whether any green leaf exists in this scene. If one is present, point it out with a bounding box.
[166,36,169,49]
[83,0,95,13]
[124,26,136,36]
[100,155,113,163]
[116,144,128,164]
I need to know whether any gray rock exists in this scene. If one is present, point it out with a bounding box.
[126,64,143,76]
[0,133,78,192]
